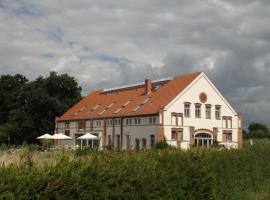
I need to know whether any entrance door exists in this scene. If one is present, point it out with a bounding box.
[195,133,212,148]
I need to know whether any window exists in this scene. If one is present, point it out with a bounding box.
[195,104,201,118]
[205,104,211,119]
[171,130,178,140]
[108,135,112,145]
[150,135,155,147]
[65,122,70,128]
[96,121,102,127]
[64,130,70,136]
[126,118,132,125]
[215,105,221,120]
[171,115,177,126]
[126,135,131,149]
[78,121,86,131]
[228,132,232,142]
[116,135,120,149]
[135,118,141,125]
[222,131,232,142]
[107,119,113,126]
[149,117,157,124]
[115,119,120,126]
[135,138,140,150]
[142,138,147,149]
[184,103,190,117]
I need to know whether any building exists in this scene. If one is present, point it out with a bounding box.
[55,71,243,149]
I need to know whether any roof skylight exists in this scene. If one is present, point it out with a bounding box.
[91,104,100,111]
[132,98,149,112]
[123,100,131,107]
[99,110,106,115]
[114,108,122,114]
[107,103,114,109]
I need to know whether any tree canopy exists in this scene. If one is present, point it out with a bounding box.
[0,72,82,144]
[247,123,270,139]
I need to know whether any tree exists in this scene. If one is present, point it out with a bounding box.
[0,74,28,124]
[247,123,270,138]
[0,72,82,144]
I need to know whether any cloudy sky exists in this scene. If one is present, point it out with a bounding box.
[0,0,270,127]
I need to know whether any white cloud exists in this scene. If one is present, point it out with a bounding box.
[0,0,270,127]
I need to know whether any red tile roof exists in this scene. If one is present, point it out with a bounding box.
[57,72,202,121]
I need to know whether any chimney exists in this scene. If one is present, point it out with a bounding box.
[145,79,152,94]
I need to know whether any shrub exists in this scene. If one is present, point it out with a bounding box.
[1,143,270,199]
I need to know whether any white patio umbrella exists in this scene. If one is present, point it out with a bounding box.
[77,133,98,149]
[37,133,53,139]
[51,133,72,146]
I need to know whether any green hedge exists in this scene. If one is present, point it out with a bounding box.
[1,143,270,199]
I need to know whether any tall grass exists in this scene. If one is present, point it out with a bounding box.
[1,143,270,199]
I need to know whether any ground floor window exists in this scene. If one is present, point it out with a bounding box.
[194,133,212,148]
[171,130,178,140]
[126,135,131,150]
[135,138,140,150]
[116,135,120,149]
[64,130,70,136]
[142,138,147,149]
[150,135,155,148]
[108,135,112,145]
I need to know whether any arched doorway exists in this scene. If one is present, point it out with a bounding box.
[194,133,212,148]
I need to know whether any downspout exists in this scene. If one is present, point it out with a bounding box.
[120,117,123,149]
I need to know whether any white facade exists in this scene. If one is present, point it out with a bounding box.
[55,72,243,150]
[162,73,242,149]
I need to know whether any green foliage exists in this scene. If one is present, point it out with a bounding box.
[247,123,270,138]
[3,144,270,199]
[155,138,170,149]
[0,72,82,145]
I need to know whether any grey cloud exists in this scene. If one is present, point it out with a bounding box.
[0,0,270,127]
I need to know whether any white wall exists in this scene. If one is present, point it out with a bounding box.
[56,116,159,149]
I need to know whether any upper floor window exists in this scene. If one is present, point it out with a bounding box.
[96,120,102,127]
[215,105,221,120]
[78,121,86,130]
[205,104,211,119]
[134,118,141,125]
[149,117,157,124]
[184,103,191,117]
[65,122,70,129]
[195,104,201,118]
[126,118,132,125]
